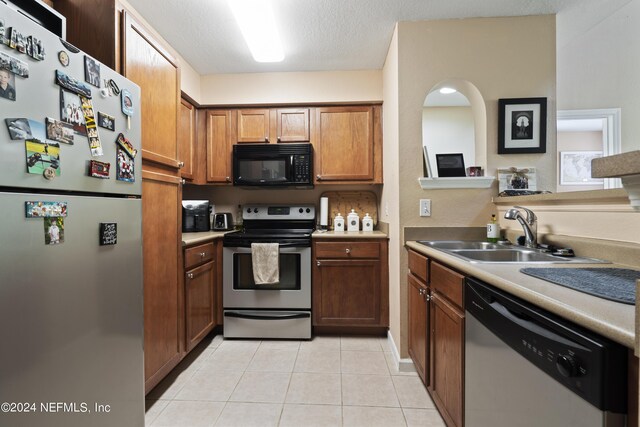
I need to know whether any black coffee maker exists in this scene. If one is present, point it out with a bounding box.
[182,200,210,232]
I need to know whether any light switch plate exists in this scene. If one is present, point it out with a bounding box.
[420,199,431,217]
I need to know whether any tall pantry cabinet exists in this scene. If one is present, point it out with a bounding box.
[55,0,184,393]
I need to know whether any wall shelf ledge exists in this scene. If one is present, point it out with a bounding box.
[418,176,495,189]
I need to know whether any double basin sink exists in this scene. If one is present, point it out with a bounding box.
[418,241,609,264]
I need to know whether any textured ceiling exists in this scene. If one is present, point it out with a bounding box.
[125,0,610,75]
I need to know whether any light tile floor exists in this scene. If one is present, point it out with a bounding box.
[145,335,446,427]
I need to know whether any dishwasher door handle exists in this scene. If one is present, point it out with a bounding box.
[225,311,311,320]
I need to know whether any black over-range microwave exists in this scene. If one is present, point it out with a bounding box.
[233,143,313,187]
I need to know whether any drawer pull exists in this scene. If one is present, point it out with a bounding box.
[178,161,184,168]
[316,261,321,267]
[187,273,194,279]
[345,248,351,254]
[200,252,206,258]
[316,174,322,181]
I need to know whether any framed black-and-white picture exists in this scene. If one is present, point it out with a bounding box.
[498,97,547,154]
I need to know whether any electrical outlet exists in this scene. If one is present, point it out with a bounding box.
[420,199,431,217]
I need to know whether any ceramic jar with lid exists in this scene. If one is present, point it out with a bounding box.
[334,213,344,232]
[347,209,360,232]
[362,213,373,232]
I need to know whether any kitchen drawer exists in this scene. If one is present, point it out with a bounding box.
[185,242,215,269]
[408,249,428,283]
[431,261,464,309]
[315,241,380,259]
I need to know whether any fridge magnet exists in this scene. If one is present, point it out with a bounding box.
[5,118,32,139]
[45,117,74,145]
[116,147,134,182]
[60,89,87,136]
[498,97,547,154]
[55,70,92,98]
[0,51,29,77]
[25,201,67,218]
[30,37,45,61]
[97,112,115,131]
[26,139,61,177]
[497,167,537,192]
[79,95,103,156]
[7,27,17,49]
[58,51,69,67]
[0,19,5,45]
[89,160,110,179]
[121,88,133,129]
[106,78,120,96]
[59,38,80,54]
[44,217,64,245]
[116,133,138,158]
[99,222,117,246]
[84,56,101,87]
[0,69,16,101]
[15,30,26,54]
[27,119,48,142]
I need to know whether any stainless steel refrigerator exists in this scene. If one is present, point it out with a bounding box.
[0,3,144,426]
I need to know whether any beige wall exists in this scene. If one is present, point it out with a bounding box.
[557,0,640,153]
[199,70,382,105]
[390,15,556,357]
[422,107,475,176]
[381,25,401,352]
[180,58,202,103]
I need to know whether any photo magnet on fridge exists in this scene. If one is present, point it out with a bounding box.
[58,51,69,67]
[99,223,117,246]
[25,139,60,177]
[55,70,92,98]
[5,118,32,139]
[60,89,87,136]
[84,55,100,87]
[89,160,110,179]
[44,217,64,245]
[0,51,29,78]
[46,117,74,145]
[116,133,138,158]
[0,69,16,101]
[97,112,115,131]
[116,147,134,182]
[80,95,103,157]
[25,201,68,218]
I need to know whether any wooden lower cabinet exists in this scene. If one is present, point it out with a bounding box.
[313,239,389,329]
[429,290,464,427]
[142,170,183,394]
[408,273,429,384]
[184,241,218,352]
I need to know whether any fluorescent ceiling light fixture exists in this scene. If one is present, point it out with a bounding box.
[439,87,457,94]
[227,0,284,63]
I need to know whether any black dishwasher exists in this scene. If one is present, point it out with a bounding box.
[465,277,628,427]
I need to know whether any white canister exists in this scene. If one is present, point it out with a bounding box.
[362,213,373,232]
[347,209,360,232]
[334,213,345,232]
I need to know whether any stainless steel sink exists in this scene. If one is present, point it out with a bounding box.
[417,241,609,264]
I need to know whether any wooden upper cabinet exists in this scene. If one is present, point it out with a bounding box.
[276,108,310,142]
[206,110,233,184]
[122,11,180,169]
[178,98,196,180]
[237,109,270,143]
[315,105,382,183]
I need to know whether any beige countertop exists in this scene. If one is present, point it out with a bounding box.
[182,231,230,246]
[313,230,388,239]
[406,240,636,349]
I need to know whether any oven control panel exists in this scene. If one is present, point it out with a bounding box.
[242,205,315,221]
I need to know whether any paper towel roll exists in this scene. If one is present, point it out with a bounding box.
[320,197,329,227]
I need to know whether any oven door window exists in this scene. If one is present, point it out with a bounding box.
[237,159,288,183]
[233,253,301,290]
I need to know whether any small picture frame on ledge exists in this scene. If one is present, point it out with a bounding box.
[498,97,547,154]
[436,153,466,177]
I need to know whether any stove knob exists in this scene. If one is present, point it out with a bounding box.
[299,208,303,213]
[246,208,251,213]
[254,208,258,213]
[306,208,311,213]
[556,354,578,377]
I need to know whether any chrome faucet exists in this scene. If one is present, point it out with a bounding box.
[504,206,538,248]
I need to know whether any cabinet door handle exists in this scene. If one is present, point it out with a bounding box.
[425,294,431,301]
[316,261,321,267]
[187,273,194,279]
[418,289,424,296]
[225,176,231,182]
[265,137,269,143]
[178,161,184,168]
[345,248,351,254]
[316,174,322,181]
[181,179,186,185]
[277,137,281,142]
[200,252,206,258]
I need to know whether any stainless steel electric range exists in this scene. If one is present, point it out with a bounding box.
[222,204,315,339]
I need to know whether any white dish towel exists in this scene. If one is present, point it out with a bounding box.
[251,243,280,285]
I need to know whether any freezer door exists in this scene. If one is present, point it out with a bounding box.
[0,3,141,196]
[0,192,143,427]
